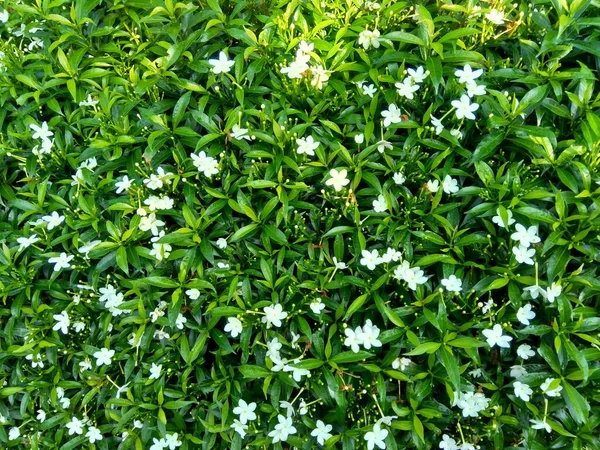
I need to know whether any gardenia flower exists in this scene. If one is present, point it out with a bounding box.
[513,245,535,265]
[540,378,563,397]
[150,438,168,450]
[517,344,535,360]
[364,422,388,450]
[186,288,200,299]
[358,28,380,50]
[42,211,65,230]
[94,348,115,366]
[466,82,487,97]
[492,208,516,228]
[357,319,382,350]
[469,368,483,378]
[517,303,535,325]
[362,83,377,97]
[78,240,101,257]
[144,195,174,211]
[8,427,20,441]
[53,311,70,334]
[17,234,39,251]
[37,409,46,422]
[73,321,85,333]
[191,151,219,177]
[79,94,98,107]
[441,275,462,293]
[86,426,103,443]
[511,224,541,248]
[439,434,458,450]
[380,248,402,263]
[381,104,403,128]
[26,353,44,368]
[456,391,490,418]
[164,433,182,450]
[115,175,132,194]
[175,313,187,330]
[311,64,330,90]
[344,327,363,353]
[376,139,392,153]
[262,304,288,328]
[393,172,405,185]
[455,64,483,84]
[326,168,350,191]
[216,238,228,249]
[354,133,364,144]
[430,115,444,135]
[30,121,54,140]
[66,417,84,435]
[150,308,165,322]
[149,363,162,380]
[144,167,173,190]
[208,51,235,74]
[392,357,412,371]
[513,381,533,401]
[268,415,297,443]
[0,9,9,23]
[311,420,333,446]
[395,78,420,99]
[360,249,381,270]
[224,317,243,337]
[510,365,527,378]
[232,419,248,438]
[138,213,165,236]
[296,135,319,156]
[394,261,428,290]
[442,175,459,194]
[482,324,512,348]
[546,283,562,303]
[333,257,346,270]
[452,95,479,120]
[530,419,551,433]
[372,194,387,212]
[310,298,326,314]
[231,124,250,140]
[280,55,309,79]
[407,66,427,83]
[426,179,440,193]
[486,8,505,24]
[524,284,546,299]
[283,363,310,382]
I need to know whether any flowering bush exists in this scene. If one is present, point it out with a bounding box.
[1,0,599,449]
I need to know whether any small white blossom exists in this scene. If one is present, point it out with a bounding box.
[296,136,319,156]
[224,317,243,337]
[517,344,535,360]
[149,363,162,380]
[93,348,115,366]
[208,51,235,74]
[325,169,350,191]
[261,304,288,328]
[517,303,535,325]
[482,324,512,348]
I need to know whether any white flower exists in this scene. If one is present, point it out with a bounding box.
[209,51,235,74]
[79,358,92,371]
[78,240,101,257]
[540,378,563,397]
[149,438,168,450]
[517,344,536,360]
[26,353,44,368]
[299,40,314,53]
[231,124,250,140]
[42,211,65,230]
[546,283,562,303]
[395,78,420,99]
[442,175,459,194]
[426,179,440,193]
[280,59,309,79]
[86,426,103,443]
[36,409,47,422]
[224,317,243,337]
[362,83,377,97]
[469,368,483,378]
[511,224,541,248]
[283,363,310,382]
[17,234,39,251]
[216,238,228,249]
[357,319,382,350]
[430,115,444,135]
[524,284,546,299]
[268,414,297,443]
[93,348,115,366]
[262,304,288,328]
[0,9,9,23]
[310,298,326,314]
[354,133,365,144]
[296,136,319,156]
[393,172,405,185]
[73,321,85,333]
[456,391,490,418]
[530,419,551,433]
[360,249,381,270]
[53,311,70,334]
[191,151,219,177]
[66,417,84,435]
[381,104,403,128]
[138,213,165,236]
[358,29,380,50]
[486,8,505,25]
[144,167,173,190]
[333,257,347,270]
[144,195,174,211]
[175,313,187,330]
[441,275,462,293]
[481,299,494,314]
[450,129,463,140]
[344,327,363,353]
[392,357,412,371]
[30,121,54,140]
[466,82,487,97]
[492,208,516,228]
[510,365,527,378]
[311,420,333,446]
[407,66,427,83]
[513,381,533,402]
[279,400,295,416]
[164,433,182,450]
[364,423,388,450]
[381,248,402,263]
[149,363,162,380]
[455,64,483,84]
[186,288,200,299]
[513,245,535,265]
[311,64,330,90]
[402,266,428,291]
[79,94,98,107]
[376,139,392,153]
[517,303,535,325]
[372,194,387,212]
[326,168,350,191]
[232,419,248,438]
[8,427,20,441]
[482,324,512,348]
[439,434,459,450]
[452,95,479,120]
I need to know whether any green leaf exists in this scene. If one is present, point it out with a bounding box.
[329,351,374,364]
[562,381,590,424]
[405,342,441,355]
[438,346,460,391]
[343,293,369,321]
[383,31,426,46]
[239,365,271,379]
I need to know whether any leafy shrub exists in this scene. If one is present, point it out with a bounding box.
[1,0,599,449]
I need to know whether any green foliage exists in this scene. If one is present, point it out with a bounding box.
[0,0,600,449]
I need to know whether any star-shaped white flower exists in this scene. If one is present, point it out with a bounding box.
[208,51,235,74]
[455,64,483,84]
[381,104,403,128]
[149,362,162,380]
[93,348,115,366]
[311,420,333,445]
[296,136,319,156]
[325,168,350,191]
[48,252,74,272]
[224,317,243,337]
[452,95,479,120]
[482,324,512,348]
[364,423,388,450]
[516,303,535,325]
[513,245,535,265]
[30,121,53,140]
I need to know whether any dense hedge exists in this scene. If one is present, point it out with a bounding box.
[1,0,600,449]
